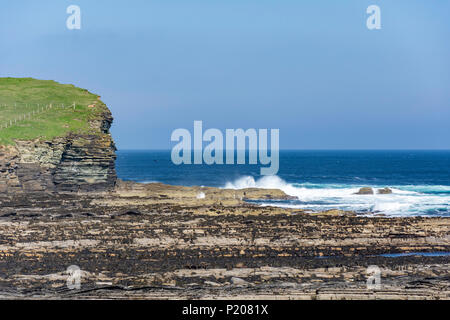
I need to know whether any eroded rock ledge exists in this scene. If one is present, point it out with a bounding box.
[0,182,448,300]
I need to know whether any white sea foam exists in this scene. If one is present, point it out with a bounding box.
[224,176,450,217]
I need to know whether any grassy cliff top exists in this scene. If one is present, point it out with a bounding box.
[0,78,109,145]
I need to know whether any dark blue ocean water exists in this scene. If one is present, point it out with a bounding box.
[116,150,450,216]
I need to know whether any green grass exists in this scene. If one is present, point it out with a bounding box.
[0,78,108,145]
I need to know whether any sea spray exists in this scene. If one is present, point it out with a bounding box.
[224,175,450,217]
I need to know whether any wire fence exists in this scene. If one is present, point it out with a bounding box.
[0,102,78,131]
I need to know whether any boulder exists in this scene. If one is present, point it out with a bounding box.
[355,187,374,195]
[378,187,392,194]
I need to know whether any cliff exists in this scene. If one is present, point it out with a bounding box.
[0,78,117,193]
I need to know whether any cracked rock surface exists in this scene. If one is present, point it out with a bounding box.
[0,182,448,300]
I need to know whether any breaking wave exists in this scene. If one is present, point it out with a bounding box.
[224,176,450,217]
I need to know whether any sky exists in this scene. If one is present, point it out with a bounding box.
[1,0,449,150]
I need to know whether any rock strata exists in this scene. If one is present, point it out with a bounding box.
[0,184,448,300]
[0,105,116,193]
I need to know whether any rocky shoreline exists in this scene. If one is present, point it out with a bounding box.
[0,182,448,300]
[0,90,448,300]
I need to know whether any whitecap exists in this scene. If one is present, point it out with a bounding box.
[224,176,450,217]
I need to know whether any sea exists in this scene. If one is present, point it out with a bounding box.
[116,150,450,217]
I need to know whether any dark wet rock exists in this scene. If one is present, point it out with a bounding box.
[355,187,374,195]
[56,213,74,219]
[113,210,142,218]
[1,212,16,217]
[82,212,95,217]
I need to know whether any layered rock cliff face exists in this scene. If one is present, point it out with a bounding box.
[0,108,116,193]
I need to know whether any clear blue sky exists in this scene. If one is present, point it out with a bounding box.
[1,0,449,149]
